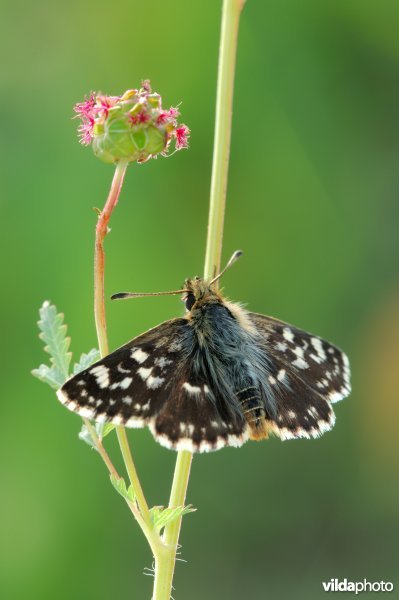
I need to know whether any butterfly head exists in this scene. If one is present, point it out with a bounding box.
[182,277,220,312]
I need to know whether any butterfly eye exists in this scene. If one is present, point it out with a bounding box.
[184,292,196,311]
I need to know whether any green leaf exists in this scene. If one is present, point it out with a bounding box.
[32,301,72,390]
[100,422,116,438]
[73,348,101,374]
[150,505,196,533]
[31,363,65,390]
[110,474,136,503]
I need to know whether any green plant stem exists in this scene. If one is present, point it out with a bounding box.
[152,1,246,598]
[153,451,192,600]
[83,418,120,479]
[116,424,151,523]
[84,419,157,551]
[93,160,151,524]
[204,0,246,282]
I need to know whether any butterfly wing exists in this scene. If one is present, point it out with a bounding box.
[246,312,351,440]
[57,317,248,452]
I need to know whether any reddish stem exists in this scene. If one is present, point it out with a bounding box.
[94,161,128,357]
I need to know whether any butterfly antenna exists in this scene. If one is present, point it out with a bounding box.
[209,249,243,286]
[111,289,188,300]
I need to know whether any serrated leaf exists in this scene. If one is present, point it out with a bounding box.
[36,301,71,381]
[73,348,101,375]
[31,363,65,390]
[150,505,196,533]
[110,474,136,503]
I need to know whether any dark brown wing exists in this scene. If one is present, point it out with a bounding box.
[247,312,350,440]
[57,317,248,452]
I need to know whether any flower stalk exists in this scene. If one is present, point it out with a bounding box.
[152,0,246,597]
[94,160,128,356]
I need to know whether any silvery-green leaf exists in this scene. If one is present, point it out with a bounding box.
[78,423,98,449]
[73,349,101,375]
[36,301,71,380]
[31,363,65,390]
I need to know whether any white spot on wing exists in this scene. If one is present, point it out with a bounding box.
[310,337,326,362]
[283,327,294,342]
[292,357,309,370]
[126,417,146,428]
[168,340,182,352]
[90,365,110,388]
[138,367,152,381]
[292,346,305,358]
[309,353,322,364]
[275,341,288,352]
[111,416,123,425]
[131,348,149,364]
[277,369,286,382]
[78,407,95,418]
[155,356,172,369]
[183,382,202,395]
[147,375,164,390]
[95,414,108,423]
[119,377,132,389]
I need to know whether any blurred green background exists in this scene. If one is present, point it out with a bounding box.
[1,0,398,598]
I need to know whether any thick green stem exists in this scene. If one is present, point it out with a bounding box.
[152,451,193,599]
[152,1,246,598]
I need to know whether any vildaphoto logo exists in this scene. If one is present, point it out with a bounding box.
[322,579,394,594]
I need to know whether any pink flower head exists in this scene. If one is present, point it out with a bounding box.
[74,93,96,120]
[157,106,180,125]
[77,121,95,146]
[128,111,151,126]
[174,124,190,149]
[97,95,120,117]
[73,81,190,163]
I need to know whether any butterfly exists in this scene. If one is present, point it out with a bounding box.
[57,251,351,452]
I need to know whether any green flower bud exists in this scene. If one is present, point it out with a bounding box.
[74,82,190,164]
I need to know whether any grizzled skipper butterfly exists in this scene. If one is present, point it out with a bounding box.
[57,251,351,452]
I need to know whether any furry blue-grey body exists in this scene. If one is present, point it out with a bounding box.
[184,301,277,423]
